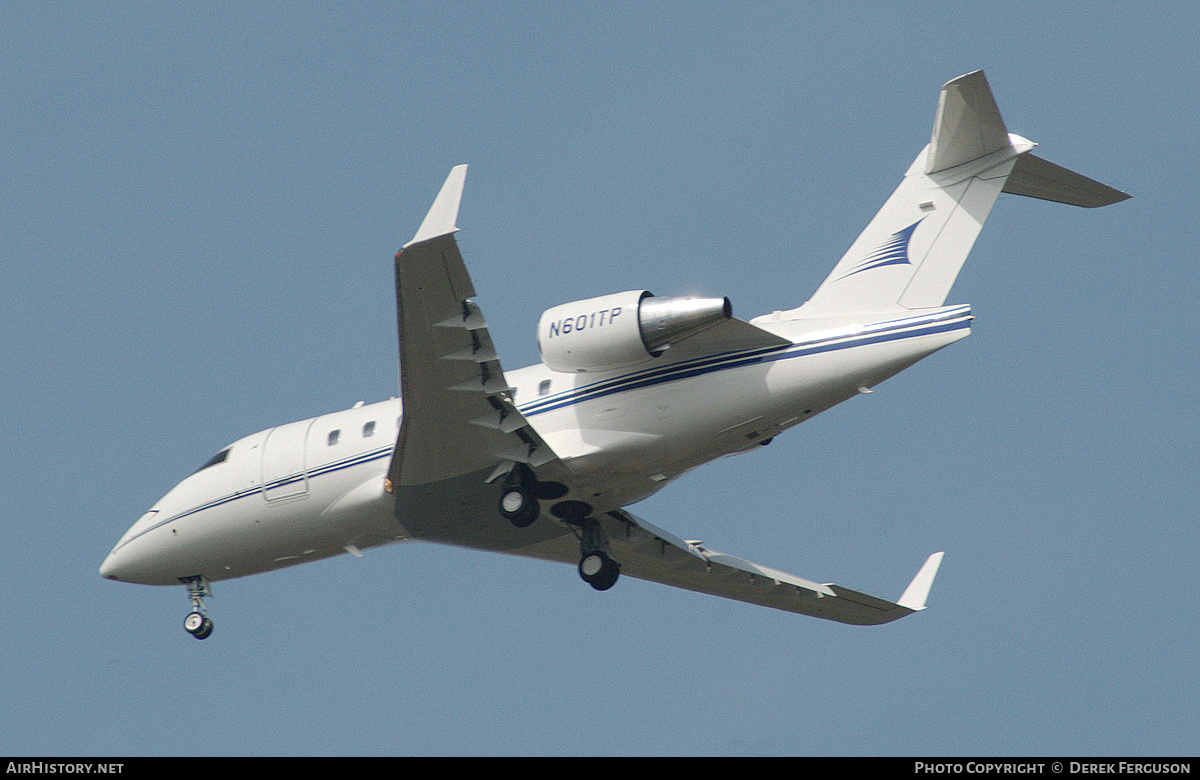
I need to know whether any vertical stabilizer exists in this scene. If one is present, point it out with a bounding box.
[799,71,1128,317]
[803,71,1028,315]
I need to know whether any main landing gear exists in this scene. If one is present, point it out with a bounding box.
[496,464,569,529]
[554,503,621,591]
[181,575,214,640]
[497,465,540,528]
[497,466,621,591]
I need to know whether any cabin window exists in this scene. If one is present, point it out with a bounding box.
[363,421,376,438]
[538,379,552,396]
[327,430,340,446]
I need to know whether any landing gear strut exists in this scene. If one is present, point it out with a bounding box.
[181,575,214,640]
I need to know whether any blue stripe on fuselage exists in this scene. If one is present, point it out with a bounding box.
[517,307,972,418]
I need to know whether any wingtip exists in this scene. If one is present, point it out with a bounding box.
[404,164,468,249]
[897,551,945,612]
[942,69,986,90]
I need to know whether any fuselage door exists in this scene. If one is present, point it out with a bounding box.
[260,419,313,501]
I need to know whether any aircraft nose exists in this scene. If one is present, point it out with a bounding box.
[99,543,131,581]
[98,550,119,580]
[99,510,175,585]
[99,535,175,585]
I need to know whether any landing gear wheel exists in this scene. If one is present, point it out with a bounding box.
[578,551,620,591]
[184,611,214,640]
[498,467,540,528]
[499,483,539,527]
[181,576,215,640]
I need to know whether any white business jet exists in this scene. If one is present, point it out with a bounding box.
[101,72,1128,639]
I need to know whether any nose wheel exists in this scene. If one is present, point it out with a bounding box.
[184,610,214,639]
[181,575,214,640]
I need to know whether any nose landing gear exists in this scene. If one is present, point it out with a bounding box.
[181,575,214,640]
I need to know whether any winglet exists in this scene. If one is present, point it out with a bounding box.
[404,164,468,249]
[896,551,945,611]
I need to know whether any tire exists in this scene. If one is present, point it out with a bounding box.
[578,552,620,591]
[184,611,206,635]
[193,617,214,640]
[499,484,539,528]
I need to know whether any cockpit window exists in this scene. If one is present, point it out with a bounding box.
[194,447,231,474]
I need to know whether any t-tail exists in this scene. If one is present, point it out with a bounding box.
[800,71,1129,316]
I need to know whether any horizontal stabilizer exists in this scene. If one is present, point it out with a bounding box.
[1003,153,1131,208]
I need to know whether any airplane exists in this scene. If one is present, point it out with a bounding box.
[100,71,1128,639]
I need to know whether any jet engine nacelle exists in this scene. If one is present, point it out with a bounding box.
[537,290,732,373]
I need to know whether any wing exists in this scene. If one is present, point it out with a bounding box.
[387,167,943,626]
[599,509,944,625]
[386,166,558,492]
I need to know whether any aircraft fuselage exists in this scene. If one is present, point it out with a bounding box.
[99,305,970,586]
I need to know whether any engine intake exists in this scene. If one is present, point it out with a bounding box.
[537,290,732,373]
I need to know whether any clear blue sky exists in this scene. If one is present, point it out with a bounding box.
[3,2,1196,756]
